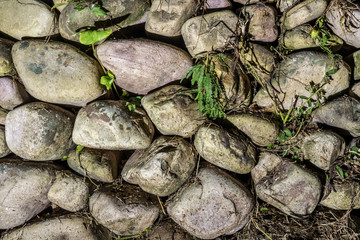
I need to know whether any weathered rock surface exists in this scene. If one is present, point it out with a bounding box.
[146,218,193,240]
[353,50,360,81]
[242,4,278,42]
[279,0,298,12]
[145,0,196,37]
[206,0,232,10]
[320,181,360,210]
[0,159,57,229]
[96,39,192,95]
[73,100,154,150]
[0,126,11,158]
[52,0,67,12]
[67,148,120,183]
[89,185,159,236]
[122,136,196,196]
[227,113,279,146]
[312,96,360,137]
[252,152,322,216]
[1,215,110,240]
[351,82,360,99]
[234,0,275,4]
[167,165,254,239]
[5,102,75,161]
[0,0,58,40]
[0,38,13,76]
[47,171,89,212]
[0,108,7,125]
[301,131,345,170]
[281,0,327,30]
[182,10,240,56]
[12,40,105,107]
[141,85,206,138]
[0,77,30,110]
[194,124,256,174]
[254,51,350,110]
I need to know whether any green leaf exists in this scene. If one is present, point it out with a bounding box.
[76,145,84,154]
[311,29,319,39]
[284,129,292,138]
[74,5,85,11]
[326,68,338,75]
[350,146,359,152]
[291,147,300,152]
[79,29,112,45]
[100,75,114,90]
[299,95,308,99]
[336,166,345,178]
[62,156,68,161]
[260,207,268,211]
[91,5,107,17]
[267,143,274,149]
[293,155,300,160]
[52,2,67,9]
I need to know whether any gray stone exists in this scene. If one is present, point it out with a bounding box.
[0,0,58,40]
[251,152,322,216]
[12,40,105,107]
[205,0,232,10]
[351,82,360,99]
[281,0,328,30]
[67,148,120,183]
[59,0,149,43]
[0,108,7,125]
[89,185,159,236]
[72,100,154,150]
[47,171,89,212]
[5,102,75,161]
[227,113,279,147]
[320,181,360,210]
[279,0,299,12]
[254,51,350,110]
[326,2,360,48]
[301,131,345,170]
[182,10,240,56]
[1,215,110,240]
[122,136,196,197]
[0,38,14,76]
[145,0,197,37]
[354,50,360,80]
[0,126,11,158]
[146,218,193,240]
[167,165,254,239]
[0,159,57,229]
[312,96,360,137]
[241,4,278,42]
[0,77,30,110]
[96,39,192,95]
[194,124,256,174]
[141,85,206,138]
[282,24,343,51]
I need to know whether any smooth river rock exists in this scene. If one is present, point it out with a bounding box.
[0,76,30,110]
[12,40,105,107]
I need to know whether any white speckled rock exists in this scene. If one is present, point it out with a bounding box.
[0,77,30,110]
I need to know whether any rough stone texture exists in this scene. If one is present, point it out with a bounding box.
[0,126,11,158]
[59,0,149,43]
[89,185,159,236]
[0,109,7,125]
[242,4,278,42]
[182,10,240,56]
[351,82,360,99]
[251,152,322,216]
[0,38,14,76]
[122,136,196,196]
[0,0,58,40]
[96,39,192,95]
[141,85,206,138]
[145,0,196,37]
[301,131,345,170]
[12,40,105,107]
[67,148,120,183]
[234,0,275,4]
[167,165,254,239]
[320,181,360,210]
[47,171,89,212]
[281,0,328,30]
[52,0,67,12]
[1,215,111,240]
[279,0,299,12]
[5,102,75,161]
[0,77,30,110]
[282,24,343,51]
[326,2,360,48]
[73,100,154,150]
[206,0,232,10]
[146,218,193,240]
[254,51,350,110]
[239,43,276,82]
[312,96,360,137]
[194,124,256,174]
[227,113,279,147]
[0,159,57,229]
[354,50,360,81]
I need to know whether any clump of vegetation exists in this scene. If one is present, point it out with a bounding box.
[52,0,108,17]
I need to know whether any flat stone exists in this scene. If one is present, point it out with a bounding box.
[194,124,256,174]
[5,102,75,161]
[0,77,30,110]
[96,39,192,95]
[141,85,206,138]
[0,38,14,76]
[182,10,240,56]
[167,165,253,239]
[320,181,360,210]
[12,40,105,107]
[0,0,58,40]
[122,136,196,196]
[72,100,154,150]
[145,0,197,37]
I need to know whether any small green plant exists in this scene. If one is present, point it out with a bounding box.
[52,0,108,17]
[114,226,151,239]
[182,53,228,119]
[335,166,349,179]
